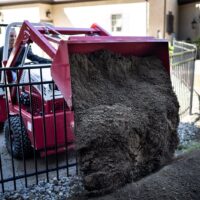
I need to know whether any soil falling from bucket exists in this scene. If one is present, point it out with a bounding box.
[70,50,179,195]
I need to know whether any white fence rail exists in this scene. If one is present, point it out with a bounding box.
[170,40,197,117]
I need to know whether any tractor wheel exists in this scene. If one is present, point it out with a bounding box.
[4,116,32,159]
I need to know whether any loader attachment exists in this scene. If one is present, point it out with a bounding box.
[51,37,170,109]
[3,21,169,109]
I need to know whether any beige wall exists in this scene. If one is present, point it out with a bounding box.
[52,4,71,27]
[0,0,179,39]
[179,3,199,41]
[149,0,178,40]
[38,4,53,23]
[0,3,53,23]
[53,0,145,27]
[0,3,39,10]
[149,0,164,38]
[0,0,145,26]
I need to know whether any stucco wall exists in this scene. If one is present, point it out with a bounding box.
[38,4,53,23]
[52,3,71,27]
[149,0,165,38]
[0,4,40,23]
[166,0,178,40]
[53,0,145,27]
[179,3,199,41]
[53,0,147,36]
[0,0,179,39]
[149,0,178,39]
[0,3,52,23]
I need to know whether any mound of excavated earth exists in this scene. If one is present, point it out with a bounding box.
[70,50,179,195]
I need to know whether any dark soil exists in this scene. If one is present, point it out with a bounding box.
[70,50,179,195]
[69,150,200,200]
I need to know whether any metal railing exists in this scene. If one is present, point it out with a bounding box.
[170,40,197,117]
[0,64,77,192]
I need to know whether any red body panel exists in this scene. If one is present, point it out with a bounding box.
[0,95,6,122]
[12,105,74,151]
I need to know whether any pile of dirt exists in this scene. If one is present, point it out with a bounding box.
[70,50,179,195]
[69,150,200,200]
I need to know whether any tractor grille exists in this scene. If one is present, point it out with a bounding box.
[32,95,42,114]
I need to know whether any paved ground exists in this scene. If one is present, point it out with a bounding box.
[0,128,77,192]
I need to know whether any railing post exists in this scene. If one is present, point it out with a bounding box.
[189,48,197,115]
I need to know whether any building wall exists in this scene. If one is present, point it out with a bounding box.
[149,0,178,40]
[0,0,147,36]
[149,0,165,38]
[52,3,71,27]
[53,0,145,27]
[166,0,178,40]
[179,2,199,41]
[0,0,179,39]
[0,4,40,23]
[38,4,53,23]
[0,3,53,46]
[53,0,147,36]
[0,3,53,23]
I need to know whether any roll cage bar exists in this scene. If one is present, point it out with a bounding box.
[3,21,109,69]
[1,21,110,107]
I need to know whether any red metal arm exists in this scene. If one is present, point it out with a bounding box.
[5,21,111,105]
[6,21,57,103]
[6,21,110,71]
[90,23,110,36]
[37,26,101,35]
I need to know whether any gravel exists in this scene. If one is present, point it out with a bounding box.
[0,176,84,200]
[178,122,200,146]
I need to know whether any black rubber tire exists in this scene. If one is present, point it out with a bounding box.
[4,116,32,159]
[0,122,4,132]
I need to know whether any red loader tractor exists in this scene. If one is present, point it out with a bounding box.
[0,21,170,159]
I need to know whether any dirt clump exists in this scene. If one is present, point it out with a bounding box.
[70,50,179,195]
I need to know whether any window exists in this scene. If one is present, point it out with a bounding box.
[111,14,122,32]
